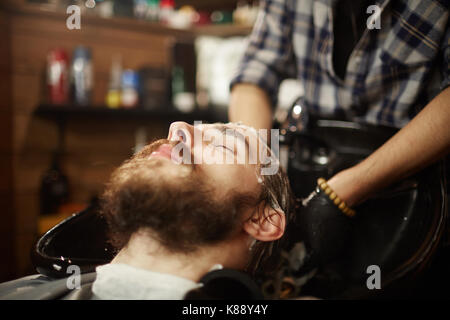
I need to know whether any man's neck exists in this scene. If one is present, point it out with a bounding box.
[111,232,248,282]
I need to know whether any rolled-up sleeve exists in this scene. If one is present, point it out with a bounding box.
[230,0,297,106]
[440,21,450,90]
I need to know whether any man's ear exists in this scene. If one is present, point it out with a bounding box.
[243,205,286,242]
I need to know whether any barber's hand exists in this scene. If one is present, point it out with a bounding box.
[295,178,355,273]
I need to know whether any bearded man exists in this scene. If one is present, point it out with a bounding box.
[0,122,296,300]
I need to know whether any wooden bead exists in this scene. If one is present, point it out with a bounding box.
[317,177,356,218]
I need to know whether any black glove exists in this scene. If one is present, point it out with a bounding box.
[294,184,354,273]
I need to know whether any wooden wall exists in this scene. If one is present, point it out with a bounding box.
[0,10,15,282]
[6,8,178,279]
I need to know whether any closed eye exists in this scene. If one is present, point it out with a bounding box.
[215,145,233,152]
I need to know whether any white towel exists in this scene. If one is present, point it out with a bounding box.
[92,263,203,300]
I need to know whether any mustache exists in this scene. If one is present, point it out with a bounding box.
[134,139,179,157]
[133,138,194,169]
[152,138,178,150]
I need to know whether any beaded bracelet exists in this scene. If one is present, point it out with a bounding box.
[317,178,356,218]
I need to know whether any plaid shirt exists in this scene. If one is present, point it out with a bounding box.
[231,0,450,128]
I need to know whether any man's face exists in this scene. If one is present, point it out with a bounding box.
[102,122,275,253]
[143,121,267,201]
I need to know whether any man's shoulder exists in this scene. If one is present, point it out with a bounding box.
[0,272,97,300]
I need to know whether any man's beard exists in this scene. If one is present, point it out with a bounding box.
[101,139,259,253]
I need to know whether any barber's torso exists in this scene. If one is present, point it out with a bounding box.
[295,0,448,127]
[243,0,448,127]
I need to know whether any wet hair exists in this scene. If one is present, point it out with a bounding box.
[219,122,297,277]
[245,164,296,277]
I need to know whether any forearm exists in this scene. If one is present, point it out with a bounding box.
[328,87,450,207]
[229,83,273,131]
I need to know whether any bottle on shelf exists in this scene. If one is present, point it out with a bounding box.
[39,152,70,216]
[159,0,175,25]
[134,0,148,19]
[146,0,160,21]
[70,46,93,106]
[172,65,195,113]
[121,69,140,108]
[47,48,69,106]
[106,54,123,109]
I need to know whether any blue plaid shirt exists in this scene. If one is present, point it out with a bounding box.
[231,0,450,128]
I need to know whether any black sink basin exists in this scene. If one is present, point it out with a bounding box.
[32,206,114,279]
[285,119,447,298]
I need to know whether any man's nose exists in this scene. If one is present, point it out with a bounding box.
[168,122,197,147]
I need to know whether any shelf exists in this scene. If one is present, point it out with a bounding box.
[34,104,228,124]
[5,3,253,39]
[190,24,253,37]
